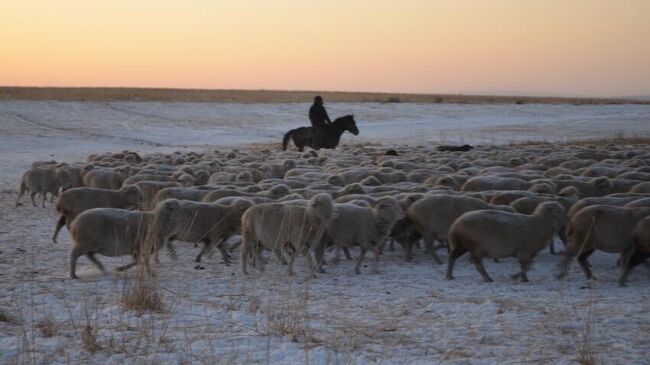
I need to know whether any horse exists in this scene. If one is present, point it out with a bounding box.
[281,115,359,151]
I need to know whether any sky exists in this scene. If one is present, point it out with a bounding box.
[1,0,649,97]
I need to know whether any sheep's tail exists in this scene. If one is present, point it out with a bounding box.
[282,130,294,151]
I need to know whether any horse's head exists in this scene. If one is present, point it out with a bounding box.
[334,115,359,135]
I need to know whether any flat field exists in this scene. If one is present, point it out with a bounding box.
[1,100,649,364]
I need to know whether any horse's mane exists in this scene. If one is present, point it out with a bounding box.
[333,114,354,122]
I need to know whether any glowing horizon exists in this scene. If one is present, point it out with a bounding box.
[2,0,649,97]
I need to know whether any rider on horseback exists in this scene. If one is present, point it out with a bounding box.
[309,96,331,148]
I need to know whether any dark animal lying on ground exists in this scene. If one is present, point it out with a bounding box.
[436,144,474,152]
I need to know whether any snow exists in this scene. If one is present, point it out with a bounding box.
[1,101,650,364]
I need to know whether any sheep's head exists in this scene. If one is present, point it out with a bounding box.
[529,183,555,194]
[361,175,382,186]
[122,185,146,207]
[327,174,345,187]
[374,197,405,222]
[342,183,365,195]
[283,159,297,171]
[558,186,580,199]
[232,199,254,213]
[55,168,73,190]
[535,201,566,230]
[194,170,210,185]
[235,171,253,183]
[308,193,337,220]
[268,184,290,199]
[591,176,612,196]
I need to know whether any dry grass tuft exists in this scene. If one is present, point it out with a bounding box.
[36,316,58,337]
[0,308,18,324]
[122,274,165,314]
[81,324,101,353]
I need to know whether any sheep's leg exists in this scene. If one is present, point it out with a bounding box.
[372,247,381,274]
[30,192,38,207]
[14,186,26,207]
[618,250,650,287]
[52,215,66,243]
[274,248,289,265]
[215,239,232,264]
[240,240,249,275]
[41,192,47,208]
[549,239,555,255]
[312,240,327,273]
[388,239,396,252]
[577,249,595,279]
[287,246,298,276]
[556,253,574,279]
[403,239,414,262]
[116,261,137,272]
[343,247,352,260]
[355,247,367,274]
[254,243,266,272]
[472,256,493,282]
[424,238,443,265]
[69,247,83,279]
[513,258,532,282]
[195,240,212,263]
[86,253,106,273]
[445,246,467,280]
[304,249,319,277]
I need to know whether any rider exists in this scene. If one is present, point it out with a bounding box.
[309,95,331,148]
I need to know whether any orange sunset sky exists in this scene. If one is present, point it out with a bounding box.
[2,0,649,97]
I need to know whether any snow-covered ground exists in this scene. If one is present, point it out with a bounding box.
[1,101,649,189]
[1,101,649,364]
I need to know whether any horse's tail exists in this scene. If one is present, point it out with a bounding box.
[282,129,294,151]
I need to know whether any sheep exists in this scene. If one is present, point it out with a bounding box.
[567,196,643,217]
[460,176,531,192]
[52,185,145,243]
[122,174,175,186]
[509,194,576,254]
[557,205,650,283]
[152,198,253,264]
[15,166,72,207]
[315,197,404,274]
[134,181,181,210]
[625,198,650,208]
[551,176,612,197]
[82,168,124,189]
[240,193,337,276]
[619,216,650,286]
[407,194,515,264]
[151,186,218,207]
[629,182,650,194]
[68,208,157,279]
[446,202,566,282]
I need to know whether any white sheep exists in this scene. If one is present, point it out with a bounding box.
[447,202,565,282]
[68,208,157,279]
[240,193,336,276]
[15,166,72,207]
[557,205,650,283]
[407,194,514,264]
[152,198,253,264]
[53,185,145,243]
[315,197,404,274]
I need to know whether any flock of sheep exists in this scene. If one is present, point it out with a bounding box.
[14,142,650,286]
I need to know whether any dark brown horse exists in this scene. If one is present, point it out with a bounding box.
[282,115,359,151]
